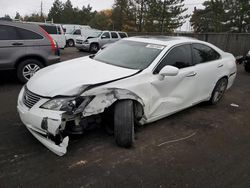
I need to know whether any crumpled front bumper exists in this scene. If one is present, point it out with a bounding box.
[17,87,69,156]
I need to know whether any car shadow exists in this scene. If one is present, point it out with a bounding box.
[0,70,21,86]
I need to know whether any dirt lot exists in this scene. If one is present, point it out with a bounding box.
[0,48,249,188]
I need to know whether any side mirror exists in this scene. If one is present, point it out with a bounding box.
[101,35,107,39]
[159,65,179,77]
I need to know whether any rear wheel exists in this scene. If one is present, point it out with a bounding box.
[209,78,228,104]
[17,59,44,83]
[114,100,135,148]
[90,43,99,53]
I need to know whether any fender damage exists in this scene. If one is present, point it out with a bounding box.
[18,87,144,156]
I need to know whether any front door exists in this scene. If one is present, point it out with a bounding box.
[149,44,198,119]
[99,32,111,47]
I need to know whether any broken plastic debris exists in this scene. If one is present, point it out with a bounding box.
[230,103,239,108]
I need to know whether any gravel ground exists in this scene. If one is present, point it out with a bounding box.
[0,47,249,188]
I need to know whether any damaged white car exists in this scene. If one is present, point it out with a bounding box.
[17,36,237,156]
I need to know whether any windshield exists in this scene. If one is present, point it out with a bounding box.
[88,31,102,38]
[93,40,165,70]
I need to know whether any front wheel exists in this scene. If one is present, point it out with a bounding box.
[90,43,99,53]
[114,100,135,148]
[209,78,228,104]
[17,59,44,83]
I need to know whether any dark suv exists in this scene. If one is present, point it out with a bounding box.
[0,21,60,83]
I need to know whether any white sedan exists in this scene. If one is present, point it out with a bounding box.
[17,36,237,156]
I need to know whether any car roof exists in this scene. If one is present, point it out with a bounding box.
[124,36,198,46]
[0,20,41,30]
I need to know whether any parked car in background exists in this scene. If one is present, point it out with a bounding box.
[242,50,250,72]
[0,21,60,83]
[235,50,250,72]
[62,24,91,35]
[65,27,96,47]
[38,23,66,49]
[75,30,128,53]
[17,36,236,156]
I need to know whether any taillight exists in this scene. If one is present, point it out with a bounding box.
[40,27,57,53]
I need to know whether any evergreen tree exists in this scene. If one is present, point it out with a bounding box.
[224,0,250,32]
[48,0,64,23]
[190,0,227,33]
[14,12,21,20]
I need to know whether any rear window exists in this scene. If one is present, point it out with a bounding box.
[39,25,57,34]
[16,27,43,40]
[118,32,127,38]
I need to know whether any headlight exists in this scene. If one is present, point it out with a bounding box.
[83,40,89,44]
[40,96,94,113]
[40,97,75,111]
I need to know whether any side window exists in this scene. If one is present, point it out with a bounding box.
[155,44,193,73]
[101,32,110,39]
[118,32,127,38]
[192,43,221,64]
[57,26,61,34]
[16,27,43,40]
[73,29,81,35]
[0,25,19,40]
[39,25,57,34]
[111,32,118,39]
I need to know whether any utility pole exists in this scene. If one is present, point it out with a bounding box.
[161,0,166,33]
[40,1,43,18]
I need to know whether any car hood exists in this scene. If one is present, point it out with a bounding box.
[27,56,139,97]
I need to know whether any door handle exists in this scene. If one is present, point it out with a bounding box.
[186,72,197,77]
[12,42,23,46]
[217,64,223,68]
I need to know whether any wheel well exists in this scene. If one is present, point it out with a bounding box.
[15,55,46,69]
[218,76,228,82]
[107,99,144,119]
[90,43,99,48]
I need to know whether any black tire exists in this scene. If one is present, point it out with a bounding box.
[209,77,228,105]
[90,43,99,53]
[67,39,75,47]
[245,66,250,72]
[17,59,44,83]
[114,100,135,148]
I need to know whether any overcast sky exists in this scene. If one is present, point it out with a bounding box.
[0,0,206,31]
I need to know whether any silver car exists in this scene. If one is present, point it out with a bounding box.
[75,30,128,53]
[0,21,60,83]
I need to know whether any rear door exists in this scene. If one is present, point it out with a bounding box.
[191,43,222,101]
[110,32,119,43]
[0,24,26,69]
